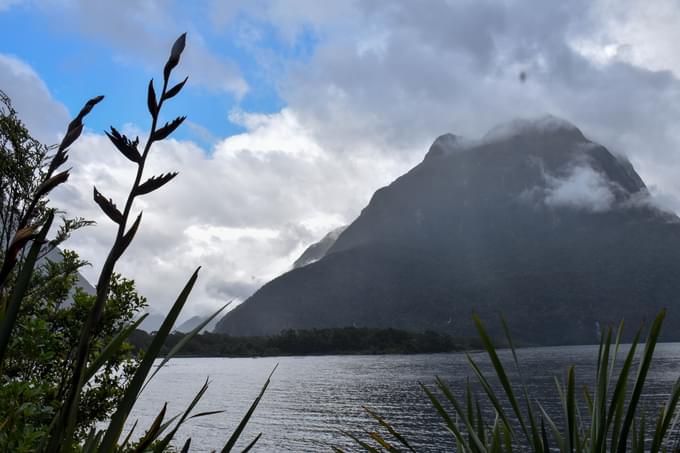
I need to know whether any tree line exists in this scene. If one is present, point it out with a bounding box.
[130,326,483,357]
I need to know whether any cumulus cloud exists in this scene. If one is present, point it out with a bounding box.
[49,109,415,320]
[0,54,69,143]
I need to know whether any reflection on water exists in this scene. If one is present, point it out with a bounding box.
[127,343,680,452]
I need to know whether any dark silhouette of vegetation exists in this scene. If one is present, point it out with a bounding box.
[0,34,270,452]
[343,311,680,453]
[129,326,483,357]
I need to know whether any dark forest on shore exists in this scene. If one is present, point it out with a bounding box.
[130,326,483,357]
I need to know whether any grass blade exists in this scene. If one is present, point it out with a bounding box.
[473,314,529,440]
[153,377,211,452]
[241,433,263,453]
[342,430,381,452]
[98,268,200,452]
[363,406,417,452]
[500,315,542,451]
[84,314,148,383]
[420,382,468,448]
[465,352,514,436]
[650,377,680,453]
[434,377,487,453]
[616,309,666,453]
[133,403,167,452]
[221,364,277,452]
[144,301,230,389]
[0,211,53,363]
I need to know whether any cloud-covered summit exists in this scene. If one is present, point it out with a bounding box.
[3,0,680,322]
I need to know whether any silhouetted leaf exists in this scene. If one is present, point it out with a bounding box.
[153,378,212,452]
[147,79,158,117]
[106,127,141,163]
[59,123,83,152]
[617,309,666,453]
[135,172,178,196]
[120,420,138,450]
[36,170,69,198]
[68,95,104,132]
[0,212,53,362]
[171,33,187,59]
[83,314,148,383]
[134,403,167,452]
[241,433,263,453]
[152,116,186,141]
[164,33,186,80]
[362,406,416,452]
[164,76,188,100]
[113,212,142,259]
[49,95,103,174]
[47,149,69,174]
[222,365,277,452]
[98,269,200,452]
[93,187,123,224]
[7,225,39,261]
[145,302,230,388]
[188,410,226,420]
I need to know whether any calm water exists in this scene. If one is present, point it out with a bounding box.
[126,343,680,452]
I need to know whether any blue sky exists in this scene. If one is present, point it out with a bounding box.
[0,2,316,146]
[3,0,680,320]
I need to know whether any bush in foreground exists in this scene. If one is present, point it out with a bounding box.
[0,33,270,452]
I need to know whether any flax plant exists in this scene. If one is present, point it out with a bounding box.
[0,33,271,452]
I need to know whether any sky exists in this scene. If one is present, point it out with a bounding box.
[3,0,680,320]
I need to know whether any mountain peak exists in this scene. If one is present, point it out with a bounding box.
[424,133,465,160]
[482,115,585,143]
[216,121,678,345]
[425,115,586,162]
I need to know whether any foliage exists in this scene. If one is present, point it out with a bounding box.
[0,90,94,296]
[344,310,680,452]
[0,33,271,452]
[0,89,49,255]
[0,250,147,450]
[131,326,483,357]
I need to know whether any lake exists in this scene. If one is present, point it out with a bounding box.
[127,343,680,452]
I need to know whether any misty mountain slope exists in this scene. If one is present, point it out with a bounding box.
[215,116,680,344]
[293,225,346,269]
[174,314,223,333]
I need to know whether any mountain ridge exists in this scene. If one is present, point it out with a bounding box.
[215,116,680,344]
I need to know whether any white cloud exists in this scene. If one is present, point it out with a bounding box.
[0,54,70,143]
[238,0,680,215]
[544,165,616,212]
[12,0,680,321]
[50,109,415,320]
[571,0,680,77]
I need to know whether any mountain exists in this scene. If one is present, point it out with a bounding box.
[174,314,223,333]
[42,247,96,297]
[293,226,346,268]
[215,116,680,345]
[138,313,165,333]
